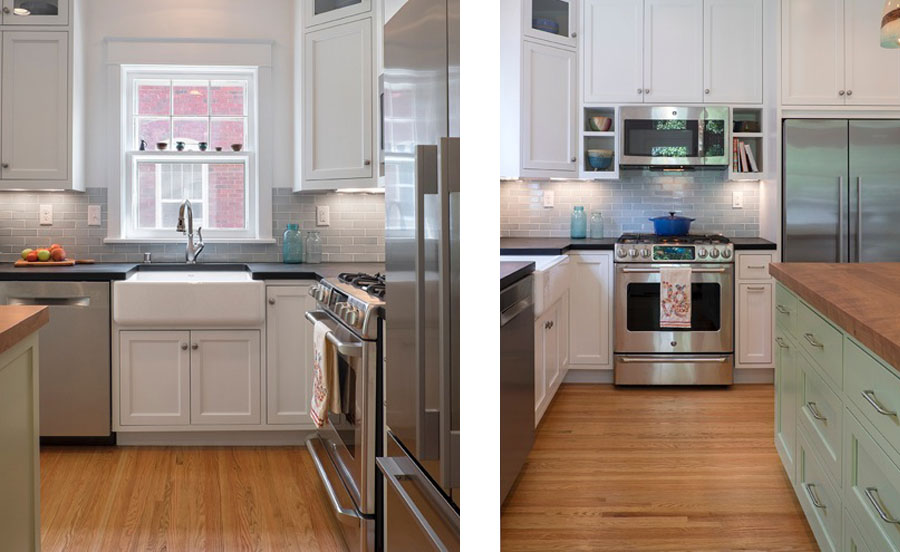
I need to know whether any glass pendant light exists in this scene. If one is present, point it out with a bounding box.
[883,0,900,48]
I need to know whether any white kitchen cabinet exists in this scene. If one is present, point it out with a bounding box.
[738,282,773,366]
[703,0,762,104]
[1,31,69,182]
[302,17,375,189]
[534,315,547,419]
[190,331,261,425]
[643,0,703,103]
[266,285,315,426]
[119,331,191,426]
[535,294,568,426]
[568,252,612,369]
[781,0,845,106]
[582,0,643,103]
[557,289,570,380]
[525,0,578,48]
[2,0,68,25]
[522,40,578,174]
[304,0,371,28]
[845,0,900,105]
[774,325,798,483]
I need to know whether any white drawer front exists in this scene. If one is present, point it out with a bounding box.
[738,253,773,280]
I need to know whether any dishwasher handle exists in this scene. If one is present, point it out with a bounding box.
[8,296,92,307]
[500,298,532,327]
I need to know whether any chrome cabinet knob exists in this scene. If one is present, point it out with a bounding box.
[644,88,650,94]
[2,7,10,14]
[570,156,576,162]
[268,297,276,305]
[181,343,188,350]
[570,32,577,38]
[637,88,643,94]
[1,163,8,169]
[705,88,710,94]
[364,160,371,166]
[847,90,853,96]
[839,90,846,96]
[191,343,199,350]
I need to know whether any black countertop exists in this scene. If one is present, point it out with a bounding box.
[500,237,776,255]
[501,261,534,289]
[0,262,385,282]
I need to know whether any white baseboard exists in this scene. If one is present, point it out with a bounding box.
[116,430,316,446]
[563,367,773,385]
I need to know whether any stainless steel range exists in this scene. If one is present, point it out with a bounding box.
[305,272,384,552]
[614,234,734,385]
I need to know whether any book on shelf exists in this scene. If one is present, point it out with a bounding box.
[732,138,739,172]
[739,141,750,173]
[744,143,759,173]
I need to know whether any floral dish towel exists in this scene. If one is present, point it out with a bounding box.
[660,267,691,329]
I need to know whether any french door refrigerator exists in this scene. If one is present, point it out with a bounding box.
[783,119,900,263]
[379,0,460,550]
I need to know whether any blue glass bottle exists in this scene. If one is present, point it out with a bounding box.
[570,206,587,239]
[282,224,303,264]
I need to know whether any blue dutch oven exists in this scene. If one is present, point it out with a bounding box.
[649,212,695,236]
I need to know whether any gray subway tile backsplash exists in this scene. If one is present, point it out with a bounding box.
[501,170,761,238]
[0,188,385,263]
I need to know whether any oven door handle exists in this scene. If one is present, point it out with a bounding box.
[304,311,364,357]
[621,267,728,274]
[306,438,363,521]
[619,356,730,364]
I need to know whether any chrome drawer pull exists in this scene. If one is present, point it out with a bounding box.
[803,333,824,348]
[747,265,767,269]
[804,483,826,509]
[747,286,766,291]
[776,304,791,315]
[775,337,789,349]
[865,487,900,524]
[806,401,826,422]
[861,390,897,417]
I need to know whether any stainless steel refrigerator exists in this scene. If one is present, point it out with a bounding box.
[784,119,900,263]
[379,0,460,550]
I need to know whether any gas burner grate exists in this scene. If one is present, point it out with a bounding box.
[338,272,386,296]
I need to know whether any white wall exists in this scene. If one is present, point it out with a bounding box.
[79,0,296,189]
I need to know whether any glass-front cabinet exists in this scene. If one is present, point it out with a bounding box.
[524,0,576,48]
[2,0,68,25]
[305,0,371,28]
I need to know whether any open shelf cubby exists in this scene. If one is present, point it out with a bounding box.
[731,108,764,179]
[581,106,618,179]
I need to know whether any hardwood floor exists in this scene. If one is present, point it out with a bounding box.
[40,446,348,552]
[501,384,818,551]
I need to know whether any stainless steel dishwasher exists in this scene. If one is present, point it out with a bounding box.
[0,282,111,440]
[500,274,534,503]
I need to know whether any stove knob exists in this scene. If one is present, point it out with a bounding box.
[722,248,732,259]
[710,248,720,259]
[697,247,708,258]
[347,308,360,327]
[616,248,627,258]
[629,248,638,258]
[640,248,650,258]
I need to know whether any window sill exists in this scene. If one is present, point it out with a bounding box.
[104,238,276,245]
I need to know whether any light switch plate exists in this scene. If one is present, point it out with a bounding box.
[88,204,101,226]
[316,205,330,226]
[732,191,743,209]
[39,204,52,225]
[542,190,554,208]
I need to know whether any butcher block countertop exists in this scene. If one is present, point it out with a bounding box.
[769,263,900,369]
[0,306,48,356]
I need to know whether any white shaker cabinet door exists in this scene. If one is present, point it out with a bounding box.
[703,0,763,104]
[522,40,578,175]
[119,331,191,426]
[534,314,548,425]
[582,0,643,103]
[190,330,261,425]
[1,32,69,181]
[266,286,315,426]
[845,0,900,105]
[568,253,612,368]
[643,0,703,103]
[781,0,845,105]
[737,282,773,366]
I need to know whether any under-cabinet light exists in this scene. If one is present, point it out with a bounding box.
[12,8,29,15]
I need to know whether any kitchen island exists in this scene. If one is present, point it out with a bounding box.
[0,305,49,552]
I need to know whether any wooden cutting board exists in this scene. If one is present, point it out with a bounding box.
[14,260,76,267]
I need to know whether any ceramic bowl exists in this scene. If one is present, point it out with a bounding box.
[587,149,613,170]
[156,142,168,151]
[532,17,560,34]
[231,144,243,152]
[589,116,612,132]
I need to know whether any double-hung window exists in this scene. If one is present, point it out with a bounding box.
[122,66,258,240]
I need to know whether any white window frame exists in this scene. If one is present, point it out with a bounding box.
[120,65,260,241]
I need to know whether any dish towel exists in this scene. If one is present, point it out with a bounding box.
[310,320,341,427]
[660,267,692,328]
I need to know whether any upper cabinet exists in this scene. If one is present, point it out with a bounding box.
[525,0,578,48]
[782,0,900,106]
[643,0,703,103]
[305,0,372,28]
[2,0,68,25]
[704,0,763,104]
[582,0,643,103]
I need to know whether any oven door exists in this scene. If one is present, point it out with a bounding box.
[614,263,733,354]
[620,106,729,167]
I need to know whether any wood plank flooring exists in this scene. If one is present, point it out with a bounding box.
[501,384,818,551]
[40,446,348,552]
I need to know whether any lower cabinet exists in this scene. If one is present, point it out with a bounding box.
[736,253,774,369]
[266,285,315,425]
[535,292,569,426]
[797,431,842,552]
[568,252,612,369]
[845,508,873,552]
[775,325,799,482]
[190,331,261,425]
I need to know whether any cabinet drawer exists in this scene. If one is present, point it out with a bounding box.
[775,282,799,336]
[798,302,843,389]
[845,508,874,552]
[797,431,842,552]
[844,409,900,552]
[845,338,900,461]
[800,352,843,487]
[738,253,773,280]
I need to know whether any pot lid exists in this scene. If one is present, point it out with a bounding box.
[649,211,695,222]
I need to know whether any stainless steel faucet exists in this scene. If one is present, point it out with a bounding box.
[176,199,204,263]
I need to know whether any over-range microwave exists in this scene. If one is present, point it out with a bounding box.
[619,106,730,167]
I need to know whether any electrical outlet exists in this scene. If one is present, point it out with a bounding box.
[39,204,53,225]
[316,205,330,226]
[732,191,744,209]
[88,205,101,226]
[542,190,555,208]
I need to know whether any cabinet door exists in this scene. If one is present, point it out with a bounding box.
[1,32,68,181]
[534,315,547,424]
[643,0,703,103]
[2,0,68,25]
[557,290,570,379]
[119,331,191,426]
[305,0,371,28]
[190,330,261,425]
[303,18,374,184]
[845,0,900,105]
[738,282,773,365]
[266,286,315,425]
[522,40,577,174]
[703,0,763,104]
[524,0,577,48]
[583,0,644,103]
[569,253,611,367]
[774,327,798,482]
[545,305,561,392]
[781,0,845,105]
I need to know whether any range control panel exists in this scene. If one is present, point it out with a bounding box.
[614,243,733,263]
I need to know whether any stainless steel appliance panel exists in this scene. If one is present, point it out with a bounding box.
[0,281,110,437]
[783,120,849,262]
[500,275,534,503]
[849,120,900,262]
[614,354,734,385]
[307,436,371,552]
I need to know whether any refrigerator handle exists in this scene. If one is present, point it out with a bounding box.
[858,177,863,262]
[838,176,844,263]
[415,145,438,460]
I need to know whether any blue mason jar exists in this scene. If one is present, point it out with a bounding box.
[282,224,303,263]
[570,206,587,239]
